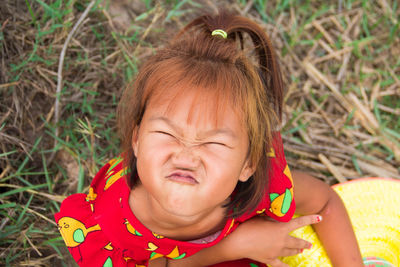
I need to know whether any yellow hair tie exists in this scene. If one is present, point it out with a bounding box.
[211,29,227,39]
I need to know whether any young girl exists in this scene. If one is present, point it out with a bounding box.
[55,12,363,267]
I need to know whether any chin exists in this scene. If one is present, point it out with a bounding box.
[166,208,200,218]
[160,197,206,218]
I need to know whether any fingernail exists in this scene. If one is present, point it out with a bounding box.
[316,215,323,222]
[308,243,313,249]
[300,249,304,253]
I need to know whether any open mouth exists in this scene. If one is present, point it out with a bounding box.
[166,171,198,185]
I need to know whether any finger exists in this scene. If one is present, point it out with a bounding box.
[265,258,289,267]
[287,214,322,231]
[286,235,313,250]
[280,247,305,257]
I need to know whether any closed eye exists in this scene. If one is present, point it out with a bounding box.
[206,142,225,146]
[152,131,175,138]
[204,142,229,148]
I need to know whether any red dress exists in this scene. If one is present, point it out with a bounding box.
[55,133,295,267]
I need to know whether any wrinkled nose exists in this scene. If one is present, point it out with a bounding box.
[171,146,200,169]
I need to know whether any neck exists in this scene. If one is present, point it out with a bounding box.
[129,185,227,240]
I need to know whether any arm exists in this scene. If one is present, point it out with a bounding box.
[292,171,363,266]
[166,215,319,267]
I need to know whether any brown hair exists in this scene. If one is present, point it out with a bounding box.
[117,12,283,218]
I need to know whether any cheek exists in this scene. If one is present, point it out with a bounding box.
[138,134,173,157]
[207,169,240,204]
[202,151,246,185]
[135,136,175,176]
[201,146,246,172]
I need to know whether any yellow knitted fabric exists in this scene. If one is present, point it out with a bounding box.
[282,178,400,266]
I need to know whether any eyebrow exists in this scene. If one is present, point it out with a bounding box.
[149,116,237,139]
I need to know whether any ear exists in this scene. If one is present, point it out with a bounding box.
[131,127,139,157]
[238,159,256,182]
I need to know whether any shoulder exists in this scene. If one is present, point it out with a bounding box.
[266,132,295,220]
[237,132,296,222]
[54,155,134,266]
[56,155,128,216]
[89,155,129,194]
[291,170,334,215]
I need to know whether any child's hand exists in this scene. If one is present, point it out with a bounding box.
[225,214,321,266]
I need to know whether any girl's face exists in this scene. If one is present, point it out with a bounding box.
[132,86,255,218]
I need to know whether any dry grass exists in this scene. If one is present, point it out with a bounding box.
[0,0,399,266]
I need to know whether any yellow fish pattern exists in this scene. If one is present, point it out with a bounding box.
[104,242,113,251]
[146,242,158,251]
[269,165,294,217]
[104,156,127,190]
[166,246,186,259]
[267,147,276,157]
[125,219,142,236]
[149,246,186,261]
[85,187,97,201]
[152,232,165,239]
[57,217,101,248]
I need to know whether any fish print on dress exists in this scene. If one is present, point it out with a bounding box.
[269,165,294,217]
[57,216,101,263]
